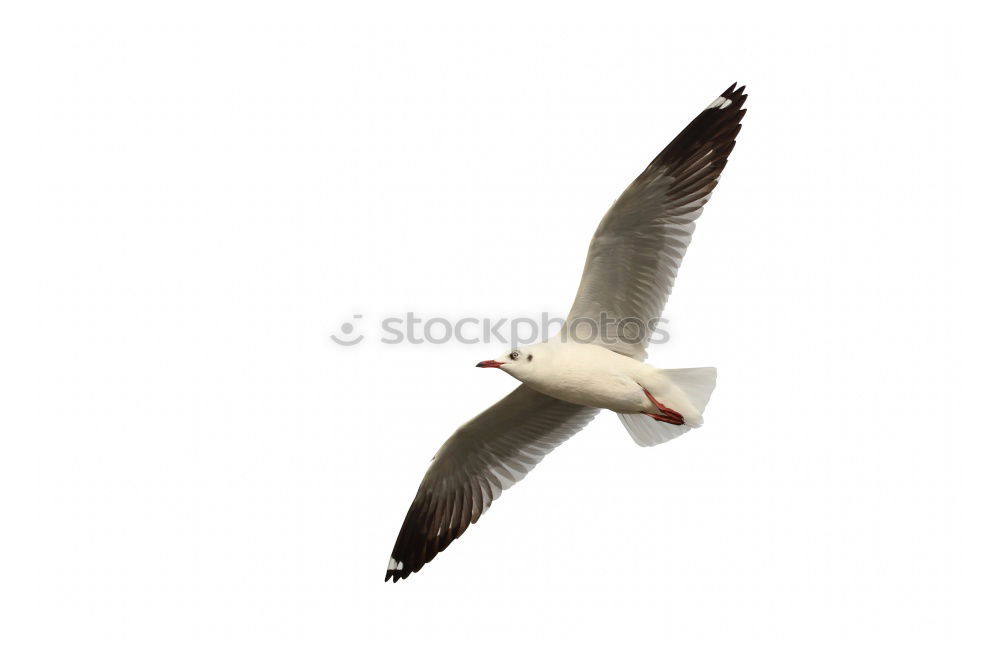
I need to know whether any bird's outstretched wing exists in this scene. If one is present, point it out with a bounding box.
[564,83,747,359]
[385,386,597,582]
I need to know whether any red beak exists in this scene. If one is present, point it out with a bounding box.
[476,360,504,368]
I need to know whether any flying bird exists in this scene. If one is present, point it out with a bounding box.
[386,83,747,581]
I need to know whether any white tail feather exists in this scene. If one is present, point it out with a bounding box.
[618,367,717,447]
[664,367,717,414]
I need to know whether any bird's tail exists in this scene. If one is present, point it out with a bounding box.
[618,367,717,447]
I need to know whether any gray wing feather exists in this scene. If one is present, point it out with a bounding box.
[565,84,747,359]
[385,386,598,581]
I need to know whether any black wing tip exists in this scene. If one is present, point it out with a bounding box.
[385,552,426,582]
[385,569,416,583]
[384,472,484,584]
[706,82,748,114]
[716,82,748,110]
[644,82,748,174]
[384,556,412,583]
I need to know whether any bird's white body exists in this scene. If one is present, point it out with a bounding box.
[494,341,704,424]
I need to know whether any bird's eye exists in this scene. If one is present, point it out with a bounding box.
[509,351,520,360]
[527,354,533,361]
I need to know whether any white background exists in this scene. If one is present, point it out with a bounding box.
[1,2,996,664]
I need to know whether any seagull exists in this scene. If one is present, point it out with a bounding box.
[386,83,747,582]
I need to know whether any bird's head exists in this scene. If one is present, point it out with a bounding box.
[476,343,546,380]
